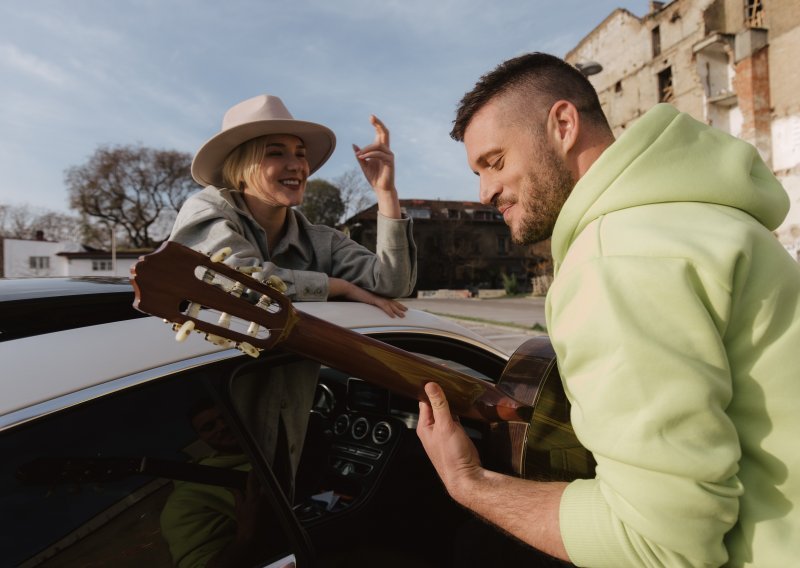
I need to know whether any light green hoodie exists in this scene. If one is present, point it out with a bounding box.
[547,104,800,567]
[160,454,250,568]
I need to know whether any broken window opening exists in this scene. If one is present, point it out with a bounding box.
[744,0,765,28]
[658,67,674,103]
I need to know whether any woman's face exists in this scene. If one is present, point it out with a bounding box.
[245,134,310,208]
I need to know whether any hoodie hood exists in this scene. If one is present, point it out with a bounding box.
[551,104,788,265]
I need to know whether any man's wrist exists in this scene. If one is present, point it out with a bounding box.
[450,465,490,507]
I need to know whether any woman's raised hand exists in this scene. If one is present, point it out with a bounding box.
[353,115,401,219]
[353,115,395,194]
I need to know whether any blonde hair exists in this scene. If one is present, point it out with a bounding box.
[221,136,271,191]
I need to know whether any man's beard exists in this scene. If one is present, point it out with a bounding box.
[513,143,574,245]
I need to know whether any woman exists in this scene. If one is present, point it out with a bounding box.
[170,94,416,317]
[166,95,417,536]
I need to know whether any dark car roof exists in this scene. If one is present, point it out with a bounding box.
[0,278,146,342]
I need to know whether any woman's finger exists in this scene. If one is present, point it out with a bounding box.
[370,115,390,146]
[355,150,393,162]
[390,301,407,318]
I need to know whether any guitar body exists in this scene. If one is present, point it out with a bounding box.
[130,242,595,483]
[488,336,595,481]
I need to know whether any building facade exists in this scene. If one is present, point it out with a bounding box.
[565,0,800,255]
[342,199,551,293]
[1,236,145,278]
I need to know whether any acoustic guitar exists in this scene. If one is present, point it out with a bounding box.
[130,241,594,481]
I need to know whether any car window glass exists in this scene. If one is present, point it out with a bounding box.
[226,336,503,523]
[0,365,295,568]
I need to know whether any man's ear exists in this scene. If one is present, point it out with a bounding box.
[546,100,580,157]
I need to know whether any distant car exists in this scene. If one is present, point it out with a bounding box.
[1,276,576,567]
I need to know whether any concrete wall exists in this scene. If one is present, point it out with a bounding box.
[768,15,800,118]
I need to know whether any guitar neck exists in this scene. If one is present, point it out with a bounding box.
[280,309,532,423]
[130,242,531,424]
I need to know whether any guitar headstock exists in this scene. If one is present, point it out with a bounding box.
[130,241,297,356]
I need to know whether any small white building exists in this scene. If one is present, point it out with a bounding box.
[1,236,148,278]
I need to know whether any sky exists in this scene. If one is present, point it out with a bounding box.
[0,0,649,215]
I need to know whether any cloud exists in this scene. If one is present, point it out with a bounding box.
[0,43,70,86]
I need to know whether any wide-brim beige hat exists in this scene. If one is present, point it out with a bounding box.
[191,94,336,187]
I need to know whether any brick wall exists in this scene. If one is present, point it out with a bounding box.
[733,45,773,164]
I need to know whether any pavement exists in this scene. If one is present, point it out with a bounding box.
[399,296,547,354]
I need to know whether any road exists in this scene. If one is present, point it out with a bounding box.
[399,296,547,354]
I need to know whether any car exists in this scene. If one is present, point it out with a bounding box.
[0,274,581,568]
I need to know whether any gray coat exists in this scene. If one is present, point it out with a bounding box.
[169,186,417,300]
[169,186,417,494]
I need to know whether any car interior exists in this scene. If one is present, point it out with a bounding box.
[2,329,568,567]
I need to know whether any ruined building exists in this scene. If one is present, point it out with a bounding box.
[565,0,800,254]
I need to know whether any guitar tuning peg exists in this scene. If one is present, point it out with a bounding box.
[174,320,195,342]
[265,275,288,293]
[237,266,260,275]
[184,301,202,320]
[254,295,272,310]
[237,342,260,358]
[206,333,234,348]
[246,294,275,337]
[209,247,233,263]
[217,281,246,328]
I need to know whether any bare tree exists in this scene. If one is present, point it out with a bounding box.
[333,168,375,223]
[0,203,88,242]
[32,211,81,242]
[0,203,39,238]
[65,144,195,248]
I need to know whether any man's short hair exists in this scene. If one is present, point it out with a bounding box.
[450,52,610,141]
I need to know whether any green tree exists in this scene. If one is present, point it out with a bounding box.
[299,179,345,227]
[65,144,195,248]
[501,271,519,296]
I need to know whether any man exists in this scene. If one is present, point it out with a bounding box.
[160,399,278,568]
[417,52,800,567]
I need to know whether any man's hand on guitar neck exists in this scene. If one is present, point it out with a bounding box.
[416,382,482,494]
[417,382,571,563]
